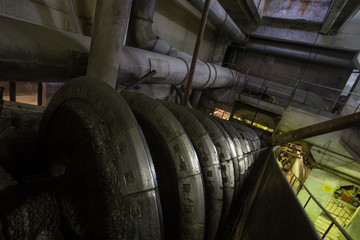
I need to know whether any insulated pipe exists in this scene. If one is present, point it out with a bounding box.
[0,14,237,89]
[161,101,223,240]
[118,46,236,88]
[215,119,246,191]
[188,109,236,224]
[210,118,241,204]
[122,92,206,239]
[246,40,355,70]
[87,0,132,87]
[130,0,245,57]
[186,0,246,44]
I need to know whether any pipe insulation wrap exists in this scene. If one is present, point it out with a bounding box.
[0,14,237,88]
[185,0,247,44]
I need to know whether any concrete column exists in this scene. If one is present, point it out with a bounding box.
[87,0,132,88]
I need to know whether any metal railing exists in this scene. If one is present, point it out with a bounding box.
[289,172,353,240]
[239,72,360,116]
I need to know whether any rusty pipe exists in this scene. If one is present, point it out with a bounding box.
[182,0,211,106]
[265,112,360,146]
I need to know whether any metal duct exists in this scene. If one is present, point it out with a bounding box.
[246,39,356,70]
[0,14,237,89]
[185,0,246,45]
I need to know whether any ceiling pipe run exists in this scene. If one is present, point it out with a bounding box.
[246,39,356,70]
[186,0,247,45]
[130,0,246,58]
[0,14,236,89]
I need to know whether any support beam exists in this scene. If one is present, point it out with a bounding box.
[320,0,349,34]
[9,82,16,102]
[328,0,360,35]
[315,163,360,186]
[87,0,132,88]
[37,82,43,106]
[182,0,211,106]
[265,112,360,146]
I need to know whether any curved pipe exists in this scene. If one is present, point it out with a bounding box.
[122,92,206,239]
[211,118,241,202]
[186,0,246,44]
[161,101,223,240]
[130,0,245,56]
[187,108,235,224]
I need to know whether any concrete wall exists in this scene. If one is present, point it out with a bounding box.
[252,11,360,51]
[298,168,354,222]
[0,0,86,34]
[340,207,360,240]
[153,0,218,61]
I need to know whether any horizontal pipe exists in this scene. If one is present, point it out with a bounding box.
[0,14,236,89]
[265,112,360,146]
[246,39,355,70]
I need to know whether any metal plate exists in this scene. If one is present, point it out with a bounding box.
[186,108,235,225]
[232,122,255,166]
[122,93,205,240]
[161,101,223,240]
[214,118,246,194]
[210,118,241,204]
[40,77,163,239]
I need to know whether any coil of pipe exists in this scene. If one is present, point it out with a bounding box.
[36,77,261,239]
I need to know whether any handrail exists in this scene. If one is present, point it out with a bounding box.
[238,71,360,115]
[290,172,353,240]
[266,73,360,98]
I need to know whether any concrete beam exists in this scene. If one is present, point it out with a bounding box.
[328,0,360,35]
[320,0,348,34]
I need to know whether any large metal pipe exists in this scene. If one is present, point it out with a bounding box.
[265,112,360,146]
[130,0,245,57]
[186,0,246,45]
[87,0,132,87]
[161,101,223,240]
[0,14,236,89]
[246,39,356,70]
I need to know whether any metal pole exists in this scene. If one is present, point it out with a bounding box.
[0,87,4,113]
[37,82,43,106]
[87,0,132,88]
[120,70,157,92]
[303,196,311,209]
[265,112,360,146]
[182,0,211,106]
[322,222,335,239]
[9,82,16,102]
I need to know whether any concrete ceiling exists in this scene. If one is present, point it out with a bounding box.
[218,0,360,50]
